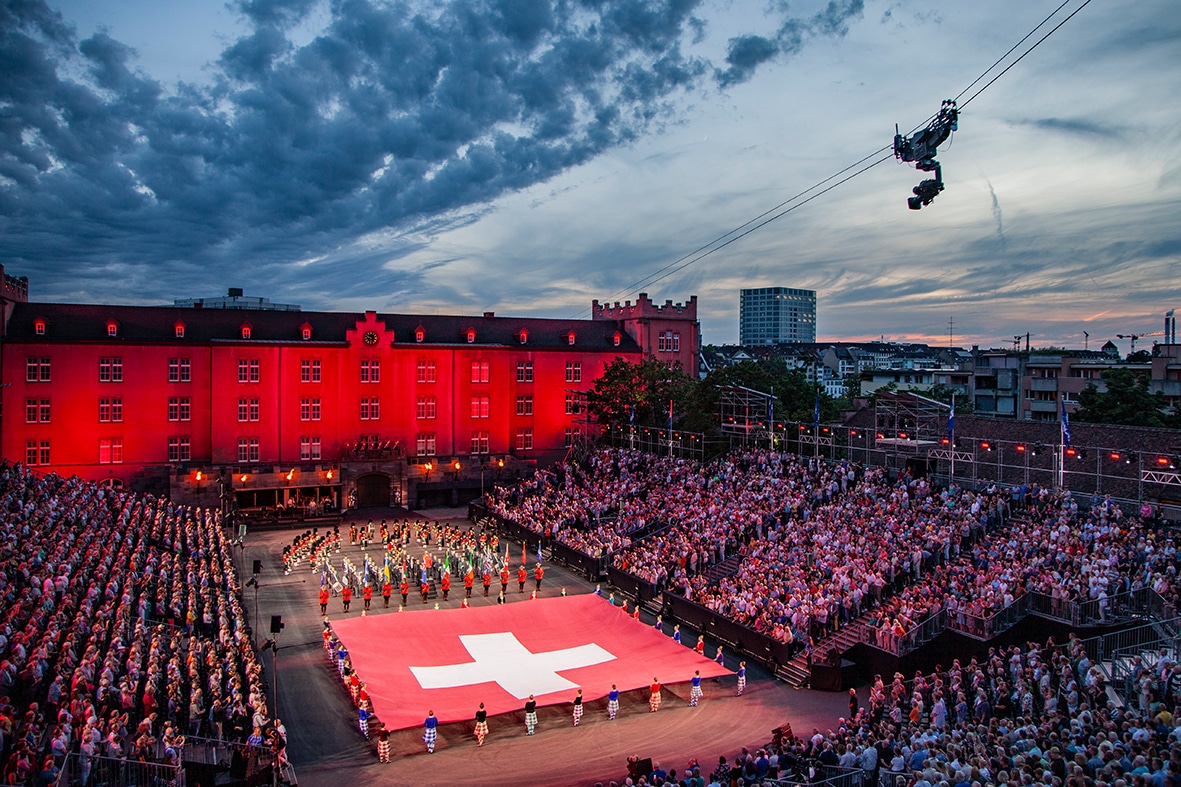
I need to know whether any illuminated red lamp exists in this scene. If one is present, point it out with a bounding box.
[1015,444,1026,453]
[980,441,992,452]
[898,431,908,440]
[798,425,806,432]
[1109,452,1122,462]
[850,430,858,437]
[876,432,885,440]
[1065,448,1078,458]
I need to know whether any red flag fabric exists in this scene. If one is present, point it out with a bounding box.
[329,595,731,730]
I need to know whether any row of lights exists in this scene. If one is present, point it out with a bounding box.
[194,468,335,485]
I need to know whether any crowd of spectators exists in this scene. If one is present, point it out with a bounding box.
[489,448,1180,655]
[602,634,1181,787]
[0,462,271,784]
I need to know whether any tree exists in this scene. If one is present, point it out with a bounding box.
[585,357,696,430]
[1073,368,1168,427]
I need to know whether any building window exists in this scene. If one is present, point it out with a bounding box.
[466,328,476,343]
[470,396,490,419]
[34,319,46,336]
[564,427,581,446]
[613,331,622,347]
[99,398,123,423]
[470,431,490,455]
[232,434,256,460]
[167,436,191,462]
[417,359,436,383]
[566,331,576,346]
[360,359,381,383]
[107,321,117,338]
[300,436,322,461]
[360,397,380,420]
[25,398,50,423]
[516,395,533,416]
[416,396,437,420]
[237,359,260,383]
[515,429,533,451]
[26,357,50,382]
[167,397,191,422]
[26,440,50,465]
[658,331,680,352]
[175,323,185,338]
[301,325,312,340]
[519,329,528,345]
[300,397,321,422]
[98,358,123,383]
[168,358,191,383]
[565,393,581,415]
[416,433,436,456]
[415,327,425,343]
[300,359,321,383]
[565,362,582,383]
[237,398,260,422]
[516,361,533,383]
[241,325,252,339]
[99,438,123,465]
[470,360,489,383]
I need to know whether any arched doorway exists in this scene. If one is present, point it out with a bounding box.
[98,478,124,490]
[354,473,391,508]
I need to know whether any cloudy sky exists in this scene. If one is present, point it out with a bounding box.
[3,0,1179,350]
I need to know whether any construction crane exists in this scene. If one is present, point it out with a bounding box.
[1115,331,1166,353]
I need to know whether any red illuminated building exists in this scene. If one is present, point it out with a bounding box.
[0,266,698,510]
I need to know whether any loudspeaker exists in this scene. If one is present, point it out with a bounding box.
[253,559,262,575]
[270,615,284,634]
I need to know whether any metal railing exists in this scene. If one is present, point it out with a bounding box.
[948,594,1029,640]
[878,770,911,787]
[770,765,869,787]
[55,753,184,787]
[865,609,947,656]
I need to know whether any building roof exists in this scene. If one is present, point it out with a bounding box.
[8,302,641,351]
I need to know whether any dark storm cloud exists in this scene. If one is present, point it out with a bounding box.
[716,0,863,87]
[1,0,867,306]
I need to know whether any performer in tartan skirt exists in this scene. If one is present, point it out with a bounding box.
[736,661,747,696]
[689,670,703,707]
[473,702,489,746]
[607,684,620,720]
[649,678,662,712]
[572,689,584,726]
[377,724,391,762]
[524,695,537,735]
[422,711,438,753]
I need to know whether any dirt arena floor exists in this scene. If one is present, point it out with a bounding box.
[244,506,852,787]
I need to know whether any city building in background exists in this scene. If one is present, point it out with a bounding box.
[739,287,816,346]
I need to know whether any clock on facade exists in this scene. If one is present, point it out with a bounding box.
[362,330,379,346]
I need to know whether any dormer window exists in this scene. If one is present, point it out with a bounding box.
[300,322,312,341]
[106,320,118,338]
[566,330,576,346]
[415,326,425,343]
[466,328,476,344]
[613,331,622,347]
[519,329,528,345]
[241,323,252,339]
[174,321,186,339]
[34,318,46,336]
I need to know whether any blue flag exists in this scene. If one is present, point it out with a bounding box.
[536,542,543,564]
[1060,397,1072,448]
[813,389,821,433]
[629,403,635,426]
[767,395,774,427]
[667,399,674,433]
[947,394,955,441]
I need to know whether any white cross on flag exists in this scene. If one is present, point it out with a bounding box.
[329,594,732,729]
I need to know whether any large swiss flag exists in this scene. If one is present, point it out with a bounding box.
[329,594,732,730]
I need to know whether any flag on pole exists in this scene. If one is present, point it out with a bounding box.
[536,541,543,564]
[947,393,955,441]
[1060,397,1072,448]
[767,394,774,428]
[629,403,635,426]
[521,541,526,566]
[667,399,673,433]
[813,389,821,433]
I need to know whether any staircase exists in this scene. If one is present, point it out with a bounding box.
[700,554,743,585]
[776,620,869,688]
